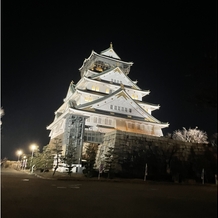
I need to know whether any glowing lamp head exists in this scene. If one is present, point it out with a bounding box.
[17,150,23,156]
[30,144,37,151]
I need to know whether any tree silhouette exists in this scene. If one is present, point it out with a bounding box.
[82,143,98,177]
[64,145,77,176]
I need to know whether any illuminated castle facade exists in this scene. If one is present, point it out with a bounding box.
[46,44,169,171]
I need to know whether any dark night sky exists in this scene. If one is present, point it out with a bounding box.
[1,1,217,160]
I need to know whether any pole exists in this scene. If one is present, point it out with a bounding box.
[144,163,148,181]
[201,168,204,185]
[30,150,34,173]
[98,163,103,180]
[17,155,20,170]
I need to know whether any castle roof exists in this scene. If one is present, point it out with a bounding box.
[100,42,121,59]
[76,87,162,124]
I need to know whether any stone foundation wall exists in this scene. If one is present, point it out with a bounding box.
[95,130,215,181]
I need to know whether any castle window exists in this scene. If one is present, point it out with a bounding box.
[125,108,127,112]
[110,105,113,109]
[98,117,101,124]
[131,94,138,100]
[129,108,132,113]
[94,117,97,123]
[118,106,120,111]
[114,106,117,110]
[85,96,92,102]
[91,86,99,91]
[105,118,108,125]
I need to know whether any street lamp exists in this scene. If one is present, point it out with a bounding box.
[16,150,23,161]
[30,144,37,173]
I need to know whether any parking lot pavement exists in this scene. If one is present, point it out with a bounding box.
[2,167,217,218]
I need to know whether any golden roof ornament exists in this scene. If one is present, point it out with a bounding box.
[95,66,103,72]
[116,91,129,100]
[110,42,113,49]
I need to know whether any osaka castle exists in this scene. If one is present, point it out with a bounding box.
[46,43,169,172]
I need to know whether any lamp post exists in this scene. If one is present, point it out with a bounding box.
[22,155,27,170]
[16,150,23,170]
[30,144,37,173]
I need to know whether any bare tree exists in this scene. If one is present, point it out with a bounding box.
[172,127,208,144]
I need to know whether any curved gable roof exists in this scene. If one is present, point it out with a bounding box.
[91,66,140,90]
[77,88,161,123]
[100,43,121,59]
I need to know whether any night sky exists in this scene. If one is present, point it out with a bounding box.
[1,1,217,160]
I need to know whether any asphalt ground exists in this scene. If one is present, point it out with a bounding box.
[1,167,217,218]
